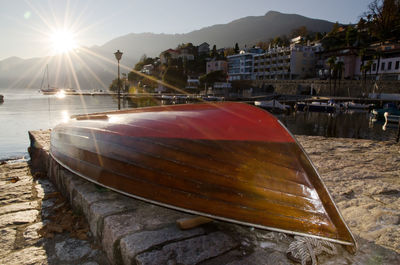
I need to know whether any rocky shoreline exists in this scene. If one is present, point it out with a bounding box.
[298,135,400,253]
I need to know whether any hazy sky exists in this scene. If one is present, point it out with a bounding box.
[0,0,372,60]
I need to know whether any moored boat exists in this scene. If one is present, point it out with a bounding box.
[343,101,373,110]
[295,100,342,113]
[254,99,290,112]
[50,102,356,252]
[0,94,3,103]
[39,64,60,95]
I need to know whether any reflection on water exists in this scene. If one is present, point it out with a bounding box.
[0,90,397,160]
[0,91,131,160]
[277,111,397,141]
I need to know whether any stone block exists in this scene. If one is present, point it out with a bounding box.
[34,178,57,199]
[0,201,38,215]
[134,231,237,265]
[0,227,16,257]
[88,199,139,238]
[23,222,45,242]
[103,205,192,264]
[102,212,144,264]
[0,178,33,206]
[55,238,92,262]
[72,181,125,218]
[120,225,205,265]
[0,210,38,227]
[58,167,80,199]
[0,246,47,265]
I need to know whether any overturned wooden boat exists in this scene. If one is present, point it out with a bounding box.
[50,102,356,252]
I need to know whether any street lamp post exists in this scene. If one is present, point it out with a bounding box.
[114,50,123,110]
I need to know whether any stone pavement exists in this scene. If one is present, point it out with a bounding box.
[4,130,400,265]
[0,160,110,265]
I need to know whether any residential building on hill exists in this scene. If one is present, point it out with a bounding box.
[318,42,400,81]
[356,43,400,81]
[206,59,227,74]
[160,49,180,64]
[227,52,254,81]
[160,48,194,64]
[141,64,154,75]
[198,42,210,55]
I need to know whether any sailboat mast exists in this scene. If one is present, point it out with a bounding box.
[47,64,50,90]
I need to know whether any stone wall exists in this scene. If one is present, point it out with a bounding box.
[253,80,400,97]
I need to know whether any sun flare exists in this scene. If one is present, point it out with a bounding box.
[50,29,78,54]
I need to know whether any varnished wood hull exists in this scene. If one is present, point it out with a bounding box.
[50,102,356,251]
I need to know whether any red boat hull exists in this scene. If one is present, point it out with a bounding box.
[50,102,356,251]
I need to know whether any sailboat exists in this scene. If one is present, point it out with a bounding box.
[40,64,59,95]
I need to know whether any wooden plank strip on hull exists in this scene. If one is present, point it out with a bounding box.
[51,102,356,251]
[51,140,329,221]
[51,149,337,238]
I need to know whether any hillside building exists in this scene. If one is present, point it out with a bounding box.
[227,52,254,81]
[253,43,321,80]
[198,42,210,55]
[355,43,400,81]
[227,42,321,81]
[206,59,227,74]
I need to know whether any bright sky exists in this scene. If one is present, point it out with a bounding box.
[0,0,372,60]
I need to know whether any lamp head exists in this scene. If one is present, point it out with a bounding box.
[114,50,123,61]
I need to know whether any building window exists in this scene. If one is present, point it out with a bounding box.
[388,62,392,70]
[381,62,385,71]
[395,61,399,70]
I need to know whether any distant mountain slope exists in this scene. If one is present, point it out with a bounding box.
[0,11,335,90]
[101,11,335,59]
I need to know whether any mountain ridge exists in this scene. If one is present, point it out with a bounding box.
[0,10,335,90]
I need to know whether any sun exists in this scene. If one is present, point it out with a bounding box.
[50,29,78,54]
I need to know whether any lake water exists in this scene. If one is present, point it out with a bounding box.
[0,90,397,160]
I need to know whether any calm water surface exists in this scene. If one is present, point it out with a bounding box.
[0,90,397,160]
[0,90,134,160]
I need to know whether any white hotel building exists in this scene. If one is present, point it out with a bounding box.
[227,43,322,81]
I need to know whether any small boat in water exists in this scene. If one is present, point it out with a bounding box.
[202,95,224,101]
[343,102,373,110]
[50,102,356,252]
[39,64,59,95]
[254,99,290,112]
[295,100,341,113]
[0,94,3,103]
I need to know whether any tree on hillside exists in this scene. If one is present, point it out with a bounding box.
[363,0,400,42]
[256,41,269,50]
[199,70,227,85]
[128,71,143,83]
[327,56,336,95]
[210,45,217,58]
[162,67,187,91]
[234,43,240,54]
[335,61,344,95]
[134,55,155,71]
[224,48,236,57]
[291,26,308,38]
